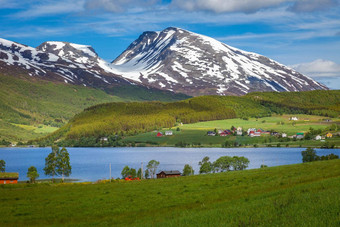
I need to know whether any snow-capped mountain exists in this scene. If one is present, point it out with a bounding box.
[111,27,327,96]
[0,38,133,87]
[0,28,328,97]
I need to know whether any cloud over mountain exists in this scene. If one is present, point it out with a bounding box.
[291,59,340,77]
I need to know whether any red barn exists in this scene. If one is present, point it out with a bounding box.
[0,173,19,184]
[157,170,181,178]
[156,132,163,137]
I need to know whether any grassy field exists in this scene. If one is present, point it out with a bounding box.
[0,160,339,226]
[122,114,340,147]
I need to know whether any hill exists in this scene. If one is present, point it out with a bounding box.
[0,74,189,142]
[1,159,340,226]
[40,90,340,145]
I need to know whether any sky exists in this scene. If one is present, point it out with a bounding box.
[0,0,339,89]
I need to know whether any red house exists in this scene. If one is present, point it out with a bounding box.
[156,132,163,137]
[0,173,19,184]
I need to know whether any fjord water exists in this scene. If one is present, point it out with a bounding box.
[1,147,339,182]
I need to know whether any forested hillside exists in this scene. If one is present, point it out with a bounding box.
[245,90,340,117]
[0,74,189,141]
[39,90,340,144]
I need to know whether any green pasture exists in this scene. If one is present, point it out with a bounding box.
[122,114,339,147]
[1,159,339,226]
[181,114,336,135]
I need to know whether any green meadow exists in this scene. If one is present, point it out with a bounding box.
[122,114,339,147]
[1,159,339,226]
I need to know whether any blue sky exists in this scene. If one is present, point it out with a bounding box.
[1,0,339,89]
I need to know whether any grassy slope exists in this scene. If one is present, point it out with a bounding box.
[122,114,340,147]
[0,74,189,142]
[1,160,340,226]
[46,90,340,142]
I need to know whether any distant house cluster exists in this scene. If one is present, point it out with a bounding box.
[207,127,243,137]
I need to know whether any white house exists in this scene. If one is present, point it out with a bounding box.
[165,131,173,136]
[290,117,298,121]
[282,133,287,138]
[315,135,322,140]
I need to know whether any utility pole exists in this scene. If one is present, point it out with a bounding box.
[141,162,143,179]
[109,163,111,182]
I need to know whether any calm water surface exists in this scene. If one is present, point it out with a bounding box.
[0,147,339,182]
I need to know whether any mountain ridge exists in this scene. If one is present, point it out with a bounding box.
[0,27,328,97]
[111,27,327,96]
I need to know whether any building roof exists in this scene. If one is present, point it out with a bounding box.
[157,170,181,175]
[0,172,19,179]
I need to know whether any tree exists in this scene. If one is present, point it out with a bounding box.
[137,168,142,178]
[260,164,268,168]
[231,156,250,170]
[0,160,5,172]
[182,164,194,176]
[199,156,212,174]
[121,166,130,178]
[144,169,150,179]
[44,146,71,182]
[130,168,137,178]
[147,160,160,179]
[213,156,235,172]
[44,145,59,182]
[301,148,318,162]
[56,147,71,182]
[27,166,39,183]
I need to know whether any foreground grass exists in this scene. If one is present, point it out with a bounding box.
[1,160,340,226]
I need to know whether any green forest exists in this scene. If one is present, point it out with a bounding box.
[38,90,340,145]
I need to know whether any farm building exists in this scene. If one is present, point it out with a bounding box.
[281,133,287,138]
[296,133,304,139]
[156,170,181,178]
[165,131,173,136]
[0,172,19,184]
[156,132,163,137]
[290,117,298,121]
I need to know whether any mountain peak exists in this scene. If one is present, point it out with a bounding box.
[111,27,327,96]
[37,41,98,59]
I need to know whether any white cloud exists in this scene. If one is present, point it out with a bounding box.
[84,0,159,13]
[171,0,339,13]
[289,0,338,12]
[171,0,288,13]
[291,59,340,77]
[12,0,85,18]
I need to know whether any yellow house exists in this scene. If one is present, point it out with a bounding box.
[326,133,333,138]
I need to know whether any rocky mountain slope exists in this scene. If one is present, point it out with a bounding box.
[0,38,134,88]
[111,27,327,96]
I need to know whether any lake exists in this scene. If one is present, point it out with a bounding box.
[0,147,339,182]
